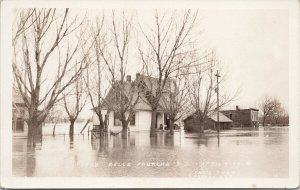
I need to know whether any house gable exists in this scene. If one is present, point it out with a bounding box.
[99,74,177,112]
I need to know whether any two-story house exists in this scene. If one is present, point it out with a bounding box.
[92,73,176,131]
[221,106,259,128]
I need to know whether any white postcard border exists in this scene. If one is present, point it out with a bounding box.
[1,0,299,188]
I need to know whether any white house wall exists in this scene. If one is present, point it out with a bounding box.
[135,111,151,131]
[93,110,165,132]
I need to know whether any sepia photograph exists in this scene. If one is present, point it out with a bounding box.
[0,0,299,188]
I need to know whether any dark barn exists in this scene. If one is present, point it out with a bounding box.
[183,112,232,132]
[221,106,259,128]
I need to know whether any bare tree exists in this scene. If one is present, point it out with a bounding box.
[12,9,35,45]
[97,11,140,138]
[187,52,238,133]
[12,8,88,145]
[44,105,66,123]
[280,110,289,126]
[187,55,216,133]
[160,71,189,135]
[63,68,87,136]
[138,10,199,137]
[272,106,284,125]
[259,95,282,126]
[84,14,111,137]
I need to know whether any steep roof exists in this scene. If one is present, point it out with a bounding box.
[137,74,177,111]
[134,96,153,111]
[98,74,177,112]
[184,111,232,123]
[100,80,153,111]
[136,74,176,95]
[209,112,232,123]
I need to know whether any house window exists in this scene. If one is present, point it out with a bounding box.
[16,118,24,132]
[130,113,135,126]
[229,114,232,120]
[114,112,122,126]
[252,111,258,121]
[105,114,109,125]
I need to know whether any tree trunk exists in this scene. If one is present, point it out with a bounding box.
[99,122,104,138]
[104,114,109,131]
[52,123,57,136]
[122,127,128,139]
[150,109,157,137]
[97,114,105,138]
[170,118,175,135]
[69,135,74,149]
[121,118,129,139]
[27,125,35,147]
[199,118,204,133]
[27,119,42,147]
[69,120,75,136]
[262,116,266,126]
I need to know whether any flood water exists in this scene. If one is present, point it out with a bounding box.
[13,126,288,178]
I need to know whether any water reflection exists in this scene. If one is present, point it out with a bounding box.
[186,133,210,148]
[13,127,289,177]
[13,139,36,176]
[91,134,109,152]
[164,134,174,148]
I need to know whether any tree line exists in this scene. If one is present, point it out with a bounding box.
[258,95,289,126]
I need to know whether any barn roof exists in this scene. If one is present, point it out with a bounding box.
[209,112,232,123]
[183,111,232,123]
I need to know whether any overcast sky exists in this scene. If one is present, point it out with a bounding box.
[199,9,289,110]
[126,9,289,109]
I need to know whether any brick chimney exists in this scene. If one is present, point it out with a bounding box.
[236,106,239,110]
[126,75,131,82]
[136,73,140,80]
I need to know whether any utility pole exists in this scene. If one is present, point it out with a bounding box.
[215,70,221,133]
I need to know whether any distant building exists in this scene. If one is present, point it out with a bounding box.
[12,89,28,137]
[92,73,177,131]
[183,112,232,132]
[12,88,43,137]
[221,106,259,128]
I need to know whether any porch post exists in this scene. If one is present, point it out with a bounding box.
[162,112,165,131]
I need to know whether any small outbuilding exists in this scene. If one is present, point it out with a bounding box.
[183,112,232,132]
